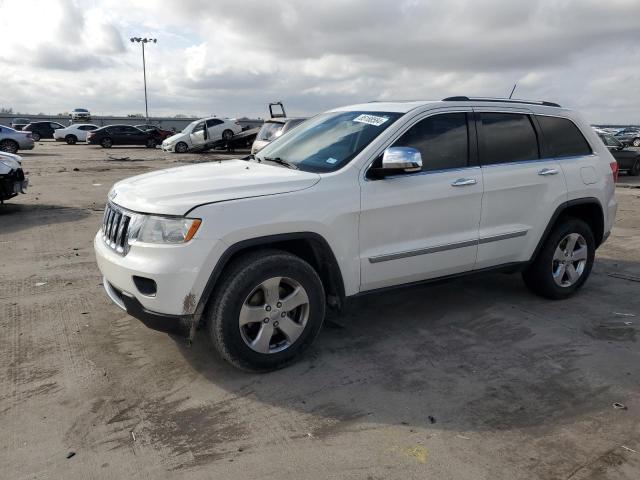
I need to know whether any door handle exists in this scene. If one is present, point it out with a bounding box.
[538,168,559,176]
[451,178,477,187]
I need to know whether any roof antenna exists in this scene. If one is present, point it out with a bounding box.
[508,83,517,99]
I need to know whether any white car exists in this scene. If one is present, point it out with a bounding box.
[161,117,243,153]
[95,97,617,371]
[0,152,28,202]
[53,124,99,144]
[71,108,91,121]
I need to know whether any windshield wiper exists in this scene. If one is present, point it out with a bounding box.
[262,156,298,170]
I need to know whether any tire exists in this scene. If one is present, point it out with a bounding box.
[522,218,595,300]
[175,142,188,153]
[146,138,157,148]
[629,159,640,177]
[208,249,326,372]
[222,129,234,141]
[0,139,18,154]
[100,137,113,148]
[65,135,77,145]
[31,132,41,141]
[632,138,640,147]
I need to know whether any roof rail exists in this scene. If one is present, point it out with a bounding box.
[442,96,561,108]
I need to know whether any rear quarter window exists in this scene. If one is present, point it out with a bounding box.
[536,115,591,157]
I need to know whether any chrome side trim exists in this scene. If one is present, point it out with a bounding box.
[368,239,478,264]
[478,230,528,245]
[368,230,528,264]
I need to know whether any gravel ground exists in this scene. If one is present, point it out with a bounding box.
[1,140,639,479]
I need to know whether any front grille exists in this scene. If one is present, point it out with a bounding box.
[102,203,131,255]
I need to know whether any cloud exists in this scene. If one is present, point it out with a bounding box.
[0,0,639,122]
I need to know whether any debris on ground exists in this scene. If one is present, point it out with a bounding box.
[613,312,636,317]
[608,272,640,283]
[66,451,76,459]
[613,402,627,410]
[34,282,47,287]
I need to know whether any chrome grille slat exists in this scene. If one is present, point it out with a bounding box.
[101,202,132,256]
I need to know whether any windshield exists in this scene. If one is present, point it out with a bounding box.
[257,122,284,141]
[256,111,403,173]
[182,120,199,133]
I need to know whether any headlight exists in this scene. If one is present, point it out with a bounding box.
[128,214,201,245]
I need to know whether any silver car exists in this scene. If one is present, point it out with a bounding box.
[0,125,35,153]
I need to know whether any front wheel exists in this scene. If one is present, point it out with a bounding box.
[632,138,640,147]
[208,250,326,371]
[100,137,113,148]
[522,218,595,299]
[174,142,188,153]
[146,138,157,148]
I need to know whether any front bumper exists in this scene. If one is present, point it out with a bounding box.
[94,230,226,334]
[161,143,175,152]
[103,278,191,335]
[0,171,28,200]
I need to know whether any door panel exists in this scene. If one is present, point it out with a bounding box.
[474,110,568,268]
[360,168,483,291]
[190,122,207,147]
[359,111,482,292]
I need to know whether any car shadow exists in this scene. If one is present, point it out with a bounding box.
[171,257,639,434]
[0,203,92,234]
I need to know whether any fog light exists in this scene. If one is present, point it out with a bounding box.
[133,276,157,296]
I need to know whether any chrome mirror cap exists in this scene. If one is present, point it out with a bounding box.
[382,147,422,172]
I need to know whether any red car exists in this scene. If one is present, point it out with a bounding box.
[135,124,174,141]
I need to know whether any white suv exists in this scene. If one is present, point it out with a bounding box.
[95,97,618,371]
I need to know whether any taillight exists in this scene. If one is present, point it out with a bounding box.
[610,161,619,182]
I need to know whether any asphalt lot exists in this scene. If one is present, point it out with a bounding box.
[1,140,639,479]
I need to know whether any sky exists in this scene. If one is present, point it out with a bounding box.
[0,0,639,123]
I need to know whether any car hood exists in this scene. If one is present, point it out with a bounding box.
[0,152,22,165]
[110,159,320,216]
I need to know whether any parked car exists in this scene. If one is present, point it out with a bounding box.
[598,131,640,175]
[71,108,91,121]
[251,118,307,154]
[86,124,162,148]
[614,127,640,147]
[95,97,617,371]
[22,121,66,141]
[10,118,31,131]
[0,152,28,202]
[0,125,35,153]
[135,124,174,141]
[53,124,99,144]
[161,117,242,153]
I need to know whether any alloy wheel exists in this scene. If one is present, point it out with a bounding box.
[552,233,588,287]
[239,276,310,354]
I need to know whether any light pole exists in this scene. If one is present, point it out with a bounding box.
[130,37,157,123]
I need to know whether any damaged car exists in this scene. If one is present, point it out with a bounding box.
[0,152,28,203]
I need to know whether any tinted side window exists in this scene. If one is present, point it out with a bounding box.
[536,115,591,157]
[393,113,469,172]
[478,113,539,165]
[193,122,205,133]
[206,119,223,127]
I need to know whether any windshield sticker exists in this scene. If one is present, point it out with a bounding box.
[326,157,338,164]
[353,114,389,127]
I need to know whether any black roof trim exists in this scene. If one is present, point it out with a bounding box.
[442,96,561,108]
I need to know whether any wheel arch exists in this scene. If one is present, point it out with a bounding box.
[194,232,346,322]
[530,198,605,263]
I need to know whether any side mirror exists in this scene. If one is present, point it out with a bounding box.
[370,147,422,178]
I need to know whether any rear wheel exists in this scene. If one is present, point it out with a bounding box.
[175,142,188,153]
[31,132,41,141]
[0,139,18,153]
[100,137,113,148]
[633,138,640,147]
[65,135,77,145]
[222,129,234,141]
[208,250,325,371]
[629,159,640,176]
[522,218,595,299]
